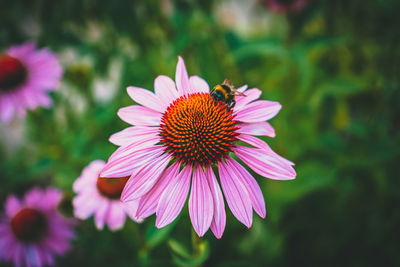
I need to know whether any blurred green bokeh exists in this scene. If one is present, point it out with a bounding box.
[1,0,399,266]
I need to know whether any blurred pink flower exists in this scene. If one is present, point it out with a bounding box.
[101,57,296,238]
[0,42,62,123]
[73,160,141,231]
[0,187,75,267]
[265,0,310,13]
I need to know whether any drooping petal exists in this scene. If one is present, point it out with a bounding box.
[237,134,295,166]
[117,105,162,126]
[154,75,179,106]
[234,88,262,111]
[156,164,192,228]
[218,160,253,228]
[234,146,296,180]
[136,162,180,219]
[101,146,165,178]
[109,126,160,147]
[94,199,109,230]
[205,165,226,239]
[127,86,165,113]
[189,76,210,93]
[236,122,276,138]
[235,100,282,123]
[226,157,266,218]
[107,203,126,231]
[121,153,171,202]
[189,165,213,237]
[175,56,191,96]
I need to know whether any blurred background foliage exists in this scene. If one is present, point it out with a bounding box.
[1,0,399,266]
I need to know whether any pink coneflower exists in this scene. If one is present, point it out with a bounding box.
[100,57,296,238]
[265,0,310,13]
[0,187,75,267]
[73,160,141,231]
[0,42,62,123]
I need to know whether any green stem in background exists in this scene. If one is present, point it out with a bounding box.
[131,223,149,266]
[191,229,202,267]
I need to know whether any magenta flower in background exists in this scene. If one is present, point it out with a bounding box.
[0,187,75,267]
[265,0,310,13]
[73,160,142,231]
[101,57,296,238]
[0,42,62,123]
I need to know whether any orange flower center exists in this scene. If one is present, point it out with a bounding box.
[10,208,48,243]
[160,93,239,166]
[96,176,129,200]
[0,55,27,92]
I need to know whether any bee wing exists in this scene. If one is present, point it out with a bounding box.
[233,89,246,97]
[222,78,234,87]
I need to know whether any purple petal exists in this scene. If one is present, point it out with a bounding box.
[154,75,179,107]
[109,126,160,147]
[101,146,166,178]
[234,146,296,180]
[205,165,226,239]
[156,164,192,228]
[117,105,161,126]
[121,153,171,202]
[218,160,253,228]
[136,162,181,219]
[236,122,276,138]
[5,195,21,217]
[189,165,214,237]
[234,88,262,111]
[226,157,266,218]
[175,56,191,96]
[127,86,166,113]
[235,100,282,123]
[189,76,210,93]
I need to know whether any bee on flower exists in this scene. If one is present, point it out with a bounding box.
[100,56,296,238]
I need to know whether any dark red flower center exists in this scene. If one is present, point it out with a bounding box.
[10,208,48,243]
[160,93,239,166]
[96,176,129,199]
[0,54,28,92]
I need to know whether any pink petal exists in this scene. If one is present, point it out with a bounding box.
[205,165,226,239]
[154,75,179,107]
[235,100,282,123]
[94,199,109,230]
[107,202,126,231]
[5,195,21,217]
[237,134,295,166]
[234,146,296,180]
[226,157,266,218]
[109,126,160,147]
[121,153,171,202]
[127,86,166,113]
[136,162,180,219]
[0,97,15,123]
[189,76,210,93]
[73,192,98,219]
[175,56,191,96]
[236,122,276,138]
[234,88,262,111]
[156,164,192,228]
[117,105,161,126]
[101,146,165,178]
[237,85,248,93]
[122,200,142,222]
[189,165,213,237]
[218,160,253,228]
